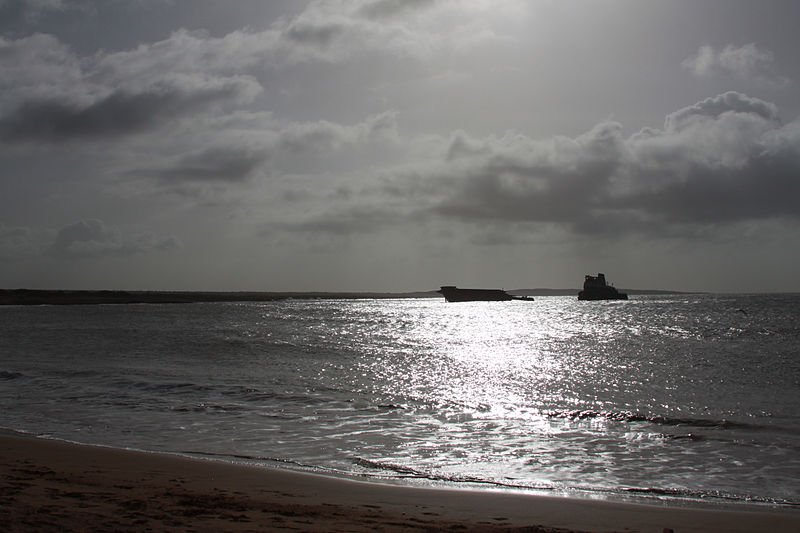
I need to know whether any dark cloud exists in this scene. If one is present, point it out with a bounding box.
[285,18,344,47]
[436,121,627,225]
[0,77,259,143]
[385,92,800,237]
[48,219,180,259]
[104,111,399,197]
[358,0,438,20]
[624,139,800,225]
[276,208,404,236]
[142,146,269,183]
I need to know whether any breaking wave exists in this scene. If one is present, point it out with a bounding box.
[544,410,777,431]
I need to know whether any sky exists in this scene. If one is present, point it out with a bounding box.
[1,0,800,293]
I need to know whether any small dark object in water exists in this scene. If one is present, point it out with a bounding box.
[577,273,628,301]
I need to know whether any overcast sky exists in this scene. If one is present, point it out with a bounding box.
[2,0,799,292]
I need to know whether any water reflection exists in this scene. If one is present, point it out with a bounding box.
[304,296,800,502]
[356,298,620,416]
[2,295,798,504]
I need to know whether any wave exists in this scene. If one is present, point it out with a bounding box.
[169,403,248,414]
[353,457,800,507]
[375,403,406,410]
[177,449,318,470]
[618,486,800,508]
[0,370,23,380]
[544,410,773,431]
[352,458,553,490]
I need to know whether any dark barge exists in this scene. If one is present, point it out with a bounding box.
[438,286,533,303]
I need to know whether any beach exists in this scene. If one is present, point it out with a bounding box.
[1,434,798,532]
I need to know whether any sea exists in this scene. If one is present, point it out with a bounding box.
[1,294,799,508]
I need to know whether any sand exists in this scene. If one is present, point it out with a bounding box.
[1,434,797,532]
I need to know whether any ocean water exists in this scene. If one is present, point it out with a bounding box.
[1,294,799,507]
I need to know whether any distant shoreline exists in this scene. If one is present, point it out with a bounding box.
[0,289,437,305]
[1,288,695,305]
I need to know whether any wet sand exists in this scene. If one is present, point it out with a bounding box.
[1,434,797,532]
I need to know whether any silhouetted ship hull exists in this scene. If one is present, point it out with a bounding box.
[438,286,533,302]
[578,273,628,301]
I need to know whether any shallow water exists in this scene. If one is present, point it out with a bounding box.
[1,294,799,506]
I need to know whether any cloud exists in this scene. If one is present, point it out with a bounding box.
[0,0,75,12]
[357,0,437,20]
[682,43,790,87]
[0,33,85,110]
[0,0,514,145]
[277,111,399,153]
[275,207,404,236]
[0,76,261,142]
[126,111,397,187]
[0,0,81,21]
[0,222,48,258]
[82,1,509,77]
[435,120,628,224]
[0,30,263,144]
[273,0,518,63]
[625,103,800,225]
[355,92,800,238]
[664,91,779,131]
[90,28,281,81]
[48,219,180,259]
[134,145,269,186]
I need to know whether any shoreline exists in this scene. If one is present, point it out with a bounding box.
[2,434,798,532]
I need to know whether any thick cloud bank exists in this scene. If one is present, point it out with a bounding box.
[426,92,800,235]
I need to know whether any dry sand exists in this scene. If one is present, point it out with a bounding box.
[1,434,797,532]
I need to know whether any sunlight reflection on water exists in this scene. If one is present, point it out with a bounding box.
[300,296,800,503]
[356,298,628,415]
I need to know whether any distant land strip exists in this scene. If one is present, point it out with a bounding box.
[0,289,436,305]
[509,288,694,297]
[0,288,692,305]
